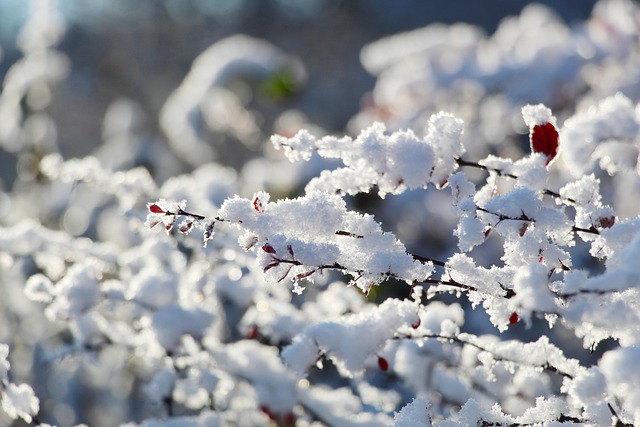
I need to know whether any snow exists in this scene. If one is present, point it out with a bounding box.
[210,340,297,414]
[40,153,158,212]
[123,412,221,427]
[272,115,463,198]
[282,299,419,376]
[151,305,214,350]
[24,273,55,303]
[511,263,557,313]
[44,263,101,320]
[560,93,640,177]
[127,265,178,310]
[299,385,393,427]
[1,383,39,424]
[393,397,432,427]
[214,191,434,291]
[522,104,556,127]
[599,346,640,424]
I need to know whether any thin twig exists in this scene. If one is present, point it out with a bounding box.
[456,157,577,204]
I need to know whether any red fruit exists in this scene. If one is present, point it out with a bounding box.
[411,317,421,329]
[149,204,165,214]
[530,122,559,165]
[377,356,389,372]
[509,312,519,325]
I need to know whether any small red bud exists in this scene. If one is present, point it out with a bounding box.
[519,223,528,237]
[260,406,276,421]
[179,219,194,235]
[597,216,615,229]
[377,356,389,372]
[261,244,276,254]
[283,412,296,425]
[149,204,165,214]
[246,325,258,340]
[145,218,160,229]
[253,197,264,213]
[484,228,492,239]
[263,262,279,273]
[411,317,421,329]
[436,178,449,189]
[509,312,519,325]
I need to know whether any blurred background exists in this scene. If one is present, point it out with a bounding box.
[3,1,639,425]
[0,0,599,184]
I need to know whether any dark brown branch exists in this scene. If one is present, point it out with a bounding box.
[395,332,634,426]
[396,332,574,379]
[476,205,600,235]
[176,208,206,220]
[419,278,479,293]
[411,254,446,267]
[335,230,364,238]
[608,402,634,427]
[456,157,516,179]
[556,287,627,300]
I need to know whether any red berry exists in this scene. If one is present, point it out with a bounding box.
[530,122,559,165]
[149,203,165,214]
[411,317,421,329]
[509,312,519,325]
[377,356,389,372]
